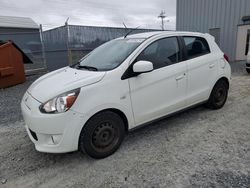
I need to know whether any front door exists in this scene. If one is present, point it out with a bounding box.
[128,37,187,125]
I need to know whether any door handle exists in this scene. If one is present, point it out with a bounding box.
[209,63,215,68]
[175,73,186,81]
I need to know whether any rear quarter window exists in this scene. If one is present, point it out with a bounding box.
[183,36,210,59]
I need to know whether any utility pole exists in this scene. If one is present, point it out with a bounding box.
[158,10,166,30]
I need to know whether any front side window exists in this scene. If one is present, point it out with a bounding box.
[183,36,210,59]
[136,37,180,70]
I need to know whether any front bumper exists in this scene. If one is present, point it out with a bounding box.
[21,92,86,153]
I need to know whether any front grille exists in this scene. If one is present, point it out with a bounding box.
[29,129,38,141]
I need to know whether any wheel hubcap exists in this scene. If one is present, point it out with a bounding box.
[215,88,226,103]
[92,122,117,149]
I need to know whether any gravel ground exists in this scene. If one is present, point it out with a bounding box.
[0,74,42,125]
[0,64,250,188]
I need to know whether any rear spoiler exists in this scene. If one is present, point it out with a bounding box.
[204,33,215,41]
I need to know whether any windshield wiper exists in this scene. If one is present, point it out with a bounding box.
[76,65,98,71]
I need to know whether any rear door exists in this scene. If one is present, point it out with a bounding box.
[182,36,218,105]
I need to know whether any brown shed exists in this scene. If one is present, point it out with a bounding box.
[0,41,32,88]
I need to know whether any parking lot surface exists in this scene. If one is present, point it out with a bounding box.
[0,64,250,188]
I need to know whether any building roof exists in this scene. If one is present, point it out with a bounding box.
[0,15,39,29]
[0,41,33,63]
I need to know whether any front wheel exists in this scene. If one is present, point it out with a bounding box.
[79,111,125,159]
[246,68,250,74]
[206,80,229,110]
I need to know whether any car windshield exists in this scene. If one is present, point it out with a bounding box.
[76,38,145,71]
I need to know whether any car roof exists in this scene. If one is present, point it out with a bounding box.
[125,31,206,39]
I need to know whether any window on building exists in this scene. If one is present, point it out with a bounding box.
[136,37,180,70]
[183,36,210,59]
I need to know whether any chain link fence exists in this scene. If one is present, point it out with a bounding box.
[43,25,158,71]
[0,25,158,73]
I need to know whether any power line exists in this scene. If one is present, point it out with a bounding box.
[1,6,159,26]
[45,0,160,12]
[1,1,160,14]
[0,3,174,30]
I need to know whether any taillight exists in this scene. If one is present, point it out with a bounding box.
[224,54,229,62]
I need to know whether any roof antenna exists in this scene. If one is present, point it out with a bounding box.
[124,26,140,38]
[123,22,128,35]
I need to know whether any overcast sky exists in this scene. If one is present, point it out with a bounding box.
[0,0,176,30]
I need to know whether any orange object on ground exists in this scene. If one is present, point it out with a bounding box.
[0,41,28,88]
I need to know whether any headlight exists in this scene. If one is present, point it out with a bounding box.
[40,88,80,114]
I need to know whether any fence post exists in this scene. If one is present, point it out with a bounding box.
[65,21,72,65]
[39,24,47,71]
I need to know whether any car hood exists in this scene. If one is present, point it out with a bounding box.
[28,67,106,103]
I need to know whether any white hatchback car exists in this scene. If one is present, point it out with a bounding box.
[21,31,231,159]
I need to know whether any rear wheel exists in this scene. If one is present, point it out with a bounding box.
[246,68,250,74]
[206,80,228,109]
[79,111,125,159]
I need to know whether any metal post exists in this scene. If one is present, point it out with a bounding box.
[65,18,72,65]
[39,24,47,71]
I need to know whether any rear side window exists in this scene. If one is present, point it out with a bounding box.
[136,37,180,70]
[183,36,210,59]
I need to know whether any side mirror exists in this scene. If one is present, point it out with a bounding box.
[133,60,153,74]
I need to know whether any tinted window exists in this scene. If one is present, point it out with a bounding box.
[136,37,180,69]
[183,37,210,59]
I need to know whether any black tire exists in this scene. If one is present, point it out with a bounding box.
[206,80,228,110]
[79,111,125,159]
[246,69,250,74]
